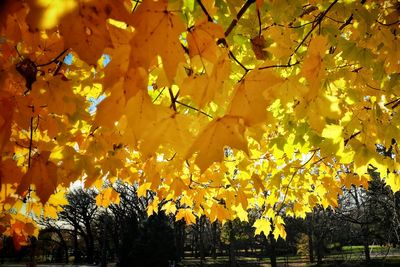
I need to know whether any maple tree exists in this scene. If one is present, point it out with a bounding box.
[0,0,399,249]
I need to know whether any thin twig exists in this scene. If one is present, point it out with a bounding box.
[376,19,399,26]
[225,0,256,37]
[168,87,177,111]
[196,0,213,22]
[152,87,166,103]
[257,8,262,36]
[53,61,64,76]
[274,20,316,29]
[229,50,251,73]
[28,112,34,168]
[132,0,141,12]
[36,48,70,67]
[339,14,353,30]
[276,150,319,214]
[288,0,339,64]
[325,15,344,24]
[258,60,300,70]
[175,100,213,119]
[384,98,400,107]
[344,131,361,146]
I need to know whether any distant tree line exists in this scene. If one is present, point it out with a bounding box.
[2,172,400,267]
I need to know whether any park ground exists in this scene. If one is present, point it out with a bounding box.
[3,246,400,267]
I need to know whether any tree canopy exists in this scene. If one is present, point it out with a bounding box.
[0,0,399,248]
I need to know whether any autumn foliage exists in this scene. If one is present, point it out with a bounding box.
[0,0,399,248]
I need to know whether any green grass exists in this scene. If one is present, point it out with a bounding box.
[180,247,400,267]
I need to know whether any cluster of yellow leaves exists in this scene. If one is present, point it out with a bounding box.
[1,0,400,247]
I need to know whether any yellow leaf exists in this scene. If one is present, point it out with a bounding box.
[186,115,249,171]
[47,191,68,206]
[273,220,287,239]
[253,218,271,236]
[26,0,77,30]
[180,53,230,108]
[321,124,343,142]
[386,173,400,192]
[301,35,327,89]
[161,201,177,215]
[228,69,283,126]
[140,112,194,158]
[123,90,158,147]
[43,205,58,219]
[147,196,160,217]
[233,204,249,222]
[271,216,286,239]
[137,182,152,198]
[176,208,197,224]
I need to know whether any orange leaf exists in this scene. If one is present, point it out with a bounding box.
[0,158,23,186]
[96,187,120,208]
[59,2,112,65]
[180,53,230,108]
[129,0,185,83]
[17,151,58,204]
[228,69,283,126]
[0,97,14,155]
[187,19,224,62]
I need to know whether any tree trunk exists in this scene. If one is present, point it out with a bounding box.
[100,218,107,267]
[316,238,323,267]
[113,220,120,266]
[199,216,205,264]
[268,232,277,267]
[362,224,371,263]
[73,226,81,264]
[55,231,69,264]
[28,237,37,267]
[308,215,314,263]
[85,223,95,264]
[211,222,218,259]
[364,243,371,263]
[228,222,236,267]
[174,220,185,261]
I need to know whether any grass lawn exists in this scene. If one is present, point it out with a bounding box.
[180,247,400,267]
